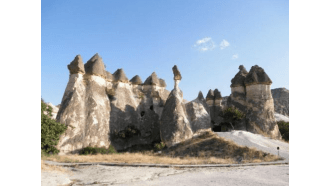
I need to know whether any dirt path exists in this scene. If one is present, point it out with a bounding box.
[41,164,288,186]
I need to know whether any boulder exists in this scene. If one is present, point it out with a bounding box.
[144,72,160,86]
[113,68,129,83]
[130,75,142,85]
[84,53,106,77]
[67,55,85,74]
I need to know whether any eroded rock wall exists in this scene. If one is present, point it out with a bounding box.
[271,88,289,116]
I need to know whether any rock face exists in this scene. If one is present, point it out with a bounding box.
[185,92,211,133]
[271,88,289,116]
[160,66,211,147]
[109,71,170,150]
[56,54,172,153]
[227,65,281,139]
[206,89,224,129]
[56,54,111,154]
[56,54,285,152]
[160,66,193,147]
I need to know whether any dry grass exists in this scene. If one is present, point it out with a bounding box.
[41,160,71,174]
[42,131,282,165]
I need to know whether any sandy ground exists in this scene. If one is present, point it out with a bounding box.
[42,164,288,186]
[216,131,289,161]
[42,131,289,185]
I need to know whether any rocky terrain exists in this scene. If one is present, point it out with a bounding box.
[54,54,288,154]
[272,88,289,116]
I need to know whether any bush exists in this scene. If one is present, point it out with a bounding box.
[41,99,67,154]
[217,107,245,131]
[277,121,289,141]
[80,146,117,155]
[154,142,166,151]
[223,107,245,121]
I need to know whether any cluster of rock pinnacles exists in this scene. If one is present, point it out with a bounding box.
[56,54,281,154]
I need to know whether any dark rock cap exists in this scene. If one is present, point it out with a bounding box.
[214,89,222,100]
[197,91,204,100]
[144,72,160,86]
[206,89,214,101]
[230,65,249,87]
[67,55,85,74]
[244,65,272,86]
[172,65,182,80]
[84,53,106,77]
[130,75,142,85]
[106,71,114,81]
[159,78,167,87]
[113,68,129,83]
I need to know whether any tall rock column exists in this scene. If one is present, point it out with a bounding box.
[228,65,249,112]
[244,65,281,139]
[83,53,111,149]
[56,55,87,154]
[160,65,193,147]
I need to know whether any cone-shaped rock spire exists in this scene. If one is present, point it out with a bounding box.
[231,65,249,87]
[130,75,142,85]
[197,91,204,100]
[159,78,167,87]
[244,65,272,86]
[68,55,85,74]
[206,89,214,101]
[106,71,114,81]
[113,68,129,83]
[172,65,182,80]
[144,72,160,86]
[84,53,106,77]
[214,89,222,100]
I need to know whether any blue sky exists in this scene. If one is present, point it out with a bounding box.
[42,0,289,105]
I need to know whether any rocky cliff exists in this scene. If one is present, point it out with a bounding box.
[56,54,171,154]
[271,88,289,116]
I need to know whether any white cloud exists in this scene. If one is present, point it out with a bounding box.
[232,54,238,60]
[193,37,216,51]
[220,39,230,50]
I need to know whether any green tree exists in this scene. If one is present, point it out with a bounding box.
[221,107,245,130]
[277,121,289,141]
[41,99,67,154]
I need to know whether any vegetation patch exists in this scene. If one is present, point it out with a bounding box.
[114,125,141,139]
[80,146,117,155]
[41,99,67,154]
[277,121,289,142]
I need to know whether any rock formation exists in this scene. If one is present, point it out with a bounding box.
[56,54,285,153]
[56,54,111,154]
[206,89,224,129]
[271,88,289,116]
[185,91,212,133]
[160,66,212,147]
[227,65,281,139]
[160,65,193,147]
[109,71,169,150]
[56,54,172,153]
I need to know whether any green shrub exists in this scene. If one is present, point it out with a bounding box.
[277,121,289,141]
[218,107,245,131]
[41,99,67,154]
[154,142,166,151]
[223,107,245,121]
[80,146,117,155]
